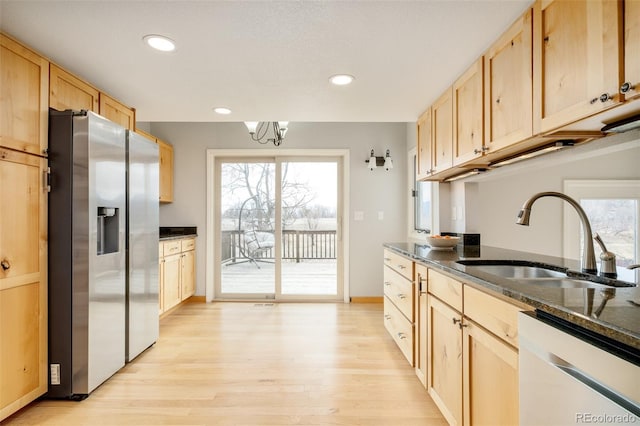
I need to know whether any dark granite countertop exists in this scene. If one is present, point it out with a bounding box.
[159,226,197,241]
[384,242,640,351]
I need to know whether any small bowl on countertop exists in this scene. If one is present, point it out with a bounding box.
[426,235,460,250]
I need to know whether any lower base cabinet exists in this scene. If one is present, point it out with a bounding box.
[383,251,527,426]
[159,237,196,316]
[463,320,519,426]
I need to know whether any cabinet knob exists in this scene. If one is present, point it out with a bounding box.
[452,318,462,325]
[384,281,391,286]
[599,93,613,103]
[397,332,407,340]
[397,294,406,300]
[1,259,10,271]
[592,93,613,103]
[620,82,636,94]
[384,314,391,320]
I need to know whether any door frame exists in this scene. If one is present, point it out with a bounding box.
[206,149,350,303]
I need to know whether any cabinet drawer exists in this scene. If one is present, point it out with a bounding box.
[383,266,413,321]
[384,296,414,365]
[428,269,463,312]
[383,249,413,280]
[162,241,181,256]
[464,285,523,348]
[181,238,195,252]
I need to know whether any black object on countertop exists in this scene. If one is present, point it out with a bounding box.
[160,226,197,238]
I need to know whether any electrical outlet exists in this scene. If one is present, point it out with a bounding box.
[50,363,60,385]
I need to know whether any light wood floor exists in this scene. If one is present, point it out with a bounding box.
[3,302,447,426]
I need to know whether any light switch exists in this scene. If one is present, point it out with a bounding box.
[354,211,364,221]
[378,211,384,221]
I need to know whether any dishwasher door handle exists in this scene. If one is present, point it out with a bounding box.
[545,352,640,417]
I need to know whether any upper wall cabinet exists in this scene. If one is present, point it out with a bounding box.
[99,93,135,131]
[533,0,623,134]
[49,64,99,113]
[416,108,433,180]
[157,138,174,203]
[622,0,640,101]
[485,8,533,153]
[0,34,49,156]
[431,88,454,174]
[453,57,484,166]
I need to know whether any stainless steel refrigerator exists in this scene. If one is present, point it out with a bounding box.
[48,110,159,399]
[125,130,159,362]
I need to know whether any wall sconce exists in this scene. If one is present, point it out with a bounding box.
[366,149,393,171]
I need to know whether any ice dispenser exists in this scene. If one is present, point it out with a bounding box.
[97,207,119,255]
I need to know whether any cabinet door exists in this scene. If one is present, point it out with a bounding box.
[158,139,174,203]
[485,8,533,152]
[463,320,519,426]
[623,0,640,101]
[432,89,453,174]
[99,93,135,130]
[181,250,195,300]
[49,64,99,113]
[162,254,181,311]
[533,0,623,133]
[0,34,49,156]
[453,58,484,166]
[427,296,462,426]
[0,150,47,420]
[416,108,433,179]
[414,264,428,388]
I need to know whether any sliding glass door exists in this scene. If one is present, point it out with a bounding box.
[216,156,342,300]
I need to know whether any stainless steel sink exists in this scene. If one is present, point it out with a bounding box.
[455,260,636,288]
[462,264,567,279]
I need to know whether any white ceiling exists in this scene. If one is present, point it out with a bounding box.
[0,0,531,123]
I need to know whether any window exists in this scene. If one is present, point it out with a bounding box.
[564,180,640,282]
[408,148,434,238]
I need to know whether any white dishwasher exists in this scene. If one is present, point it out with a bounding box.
[519,311,640,425]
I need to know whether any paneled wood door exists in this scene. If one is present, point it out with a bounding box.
[622,0,640,101]
[416,108,433,180]
[431,89,453,174]
[427,295,463,426]
[0,149,47,421]
[533,0,623,133]
[0,34,49,156]
[485,8,533,152]
[49,64,99,113]
[453,58,484,166]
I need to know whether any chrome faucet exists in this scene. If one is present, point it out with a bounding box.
[516,191,597,274]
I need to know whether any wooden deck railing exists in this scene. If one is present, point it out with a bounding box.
[222,230,336,263]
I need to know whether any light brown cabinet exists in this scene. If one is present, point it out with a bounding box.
[0,34,49,157]
[382,249,414,365]
[484,8,533,153]
[180,239,196,299]
[453,58,484,166]
[159,237,196,316]
[533,0,623,134]
[431,89,454,174]
[416,108,433,180]
[157,138,174,203]
[49,64,99,113]
[425,267,527,426]
[622,0,640,101]
[99,93,135,130]
[0,150,48,421]
[414,263,428,388]
[427,270,464,426]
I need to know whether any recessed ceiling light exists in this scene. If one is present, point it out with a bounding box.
[329,74,355,86]
[143,34,176,52]
[213,107,232,115]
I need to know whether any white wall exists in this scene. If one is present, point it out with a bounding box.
[149,122,408,297]
[447,130,640,257]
